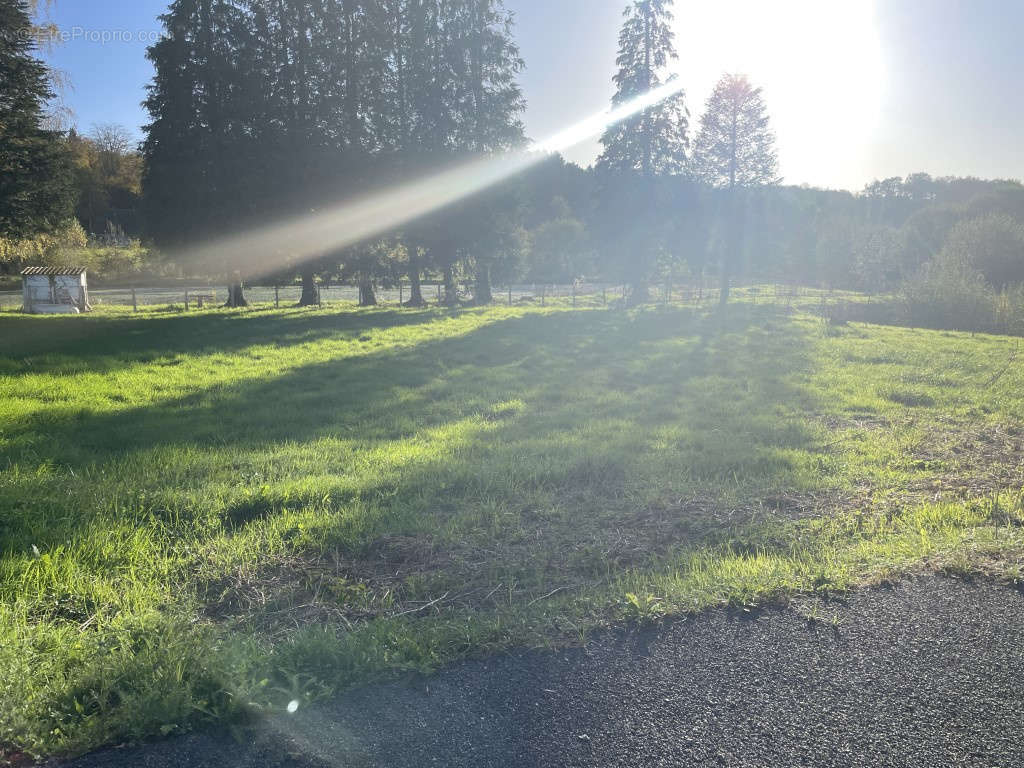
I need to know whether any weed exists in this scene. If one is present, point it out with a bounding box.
[623,592,664,624]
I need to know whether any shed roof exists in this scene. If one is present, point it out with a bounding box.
[21,266,87,276]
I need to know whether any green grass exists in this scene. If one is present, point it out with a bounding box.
[2,299,1024,758]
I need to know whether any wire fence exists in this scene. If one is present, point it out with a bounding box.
[0,281,836,312]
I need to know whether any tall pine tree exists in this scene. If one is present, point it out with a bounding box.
[143,0,262,305]
[598,0,687,176]
[378,0,525,306]
[0,0,74,240]
[693,73,778,305]
[596,0,688,304]
[454,0,525,304]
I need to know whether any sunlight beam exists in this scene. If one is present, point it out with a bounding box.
[173,80,688,279]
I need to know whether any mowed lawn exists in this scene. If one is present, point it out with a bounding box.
[2,300,1024,757]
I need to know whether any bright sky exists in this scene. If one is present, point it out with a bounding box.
[39,0,1024,191]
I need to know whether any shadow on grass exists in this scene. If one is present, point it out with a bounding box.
[1,304,826,560]
[0,306,448,377]
[0,304,837,759]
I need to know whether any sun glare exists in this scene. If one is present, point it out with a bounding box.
[677,0,883,189]
[177,80,688,277]
[535,78,688,155]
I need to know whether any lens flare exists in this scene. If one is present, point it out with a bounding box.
[172,80,688,279]
[534,78,687,155]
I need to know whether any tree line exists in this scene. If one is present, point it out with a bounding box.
[3,0,1024,305]
[143,0,527,306]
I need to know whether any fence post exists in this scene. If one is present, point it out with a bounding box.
[399,282,404,305]
[275,285,280,308]
[572,282,577,308]
[541,285,545,306]
[317,285,322,307]
[185,291,189,311]
[508,286,512,306]
[131,288,137,312]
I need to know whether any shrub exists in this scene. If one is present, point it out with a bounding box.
[0,221,155,281]
[940,213,1024,290]
[0,220,88,273]
[80,241,149,279]
[899,252,1024,334]
[901,253,995,331]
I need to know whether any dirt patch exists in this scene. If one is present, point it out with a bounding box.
[906,422,1024,497]
[198,534,467,636]
[817,413,898,432]
[819,415,1024,501]
[199,557,360,637]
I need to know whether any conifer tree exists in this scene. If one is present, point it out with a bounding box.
[0,0,74,239]
[598,0,687,176]
[596,0,688,304]
[395,0,450,306]
[452,0,525,304]
[143,0,262,305]
[142,0,525,306]
[693,73,778,304]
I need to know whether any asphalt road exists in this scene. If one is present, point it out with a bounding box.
[63,577,1024,768]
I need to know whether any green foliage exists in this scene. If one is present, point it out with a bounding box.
[940,213,1024,290]
[849,225,908,292]
[526,214,590,283]
[69,125,143,236]
[0,218,86,270]
[691,73,779,303]
[594,0,688,301]
[142,0,525,303]
[623,592,664,624]
[0,0,75,239]
[597,0,688,176]
[894,212,1024,333]
[0,218,153,280]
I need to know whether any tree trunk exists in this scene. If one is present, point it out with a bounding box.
[720,191,744,308]
[225,282,248,308]
[722,114,738,308]
[358,278,377,306]
[718,262,731,307]
[474,259,493,305]
[443,262,458,306]
[406,268,425,306]
[298,269,318,306]
[627,280,650,307]
[720,221,737,307]
[404,239,426,306]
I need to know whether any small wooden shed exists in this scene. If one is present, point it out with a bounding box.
[21,266,91,314]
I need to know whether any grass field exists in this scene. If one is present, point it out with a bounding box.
[2,299,1024,759]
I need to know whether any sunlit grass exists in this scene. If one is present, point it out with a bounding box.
[1,300,1023,757]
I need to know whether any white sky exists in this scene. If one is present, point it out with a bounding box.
[673,1,884,190]
[525,0,886,190]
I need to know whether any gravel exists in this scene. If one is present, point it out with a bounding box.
[63,576,1024,768]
